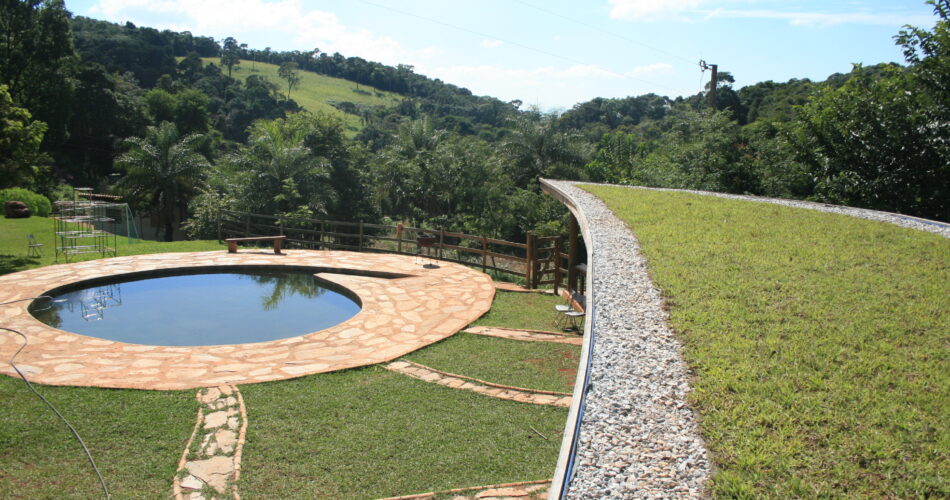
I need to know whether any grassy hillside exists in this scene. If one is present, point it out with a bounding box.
[587,185,949,498]
[204,58,402,133]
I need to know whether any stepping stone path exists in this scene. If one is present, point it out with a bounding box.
[174,385,247,500]
[463,326,583,345]
[379,479,550,499]
[385,360,572,407]
[492,282,554,294]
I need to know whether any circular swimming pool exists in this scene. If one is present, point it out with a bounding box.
[29,268,361,346]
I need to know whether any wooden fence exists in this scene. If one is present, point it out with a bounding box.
[217,210,576,292]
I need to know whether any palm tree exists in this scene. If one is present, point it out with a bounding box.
[240,117,335,217]
[503,110,590,187]
[115,121,209,241]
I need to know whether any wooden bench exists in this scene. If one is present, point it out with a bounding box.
[225,235,287,254]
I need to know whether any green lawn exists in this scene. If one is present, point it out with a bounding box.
[585,185,950,498]
[405,333,578,393]
[0,377,196,499]
[238,366,565,499]
[471,290,581,332]
[203,58,402,134]
[0,215,224,276]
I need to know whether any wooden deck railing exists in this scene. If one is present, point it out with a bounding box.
[217,210,579,292]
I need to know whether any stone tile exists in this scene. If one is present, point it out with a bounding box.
[179,474,204,490]
[185,456,233,493]
[203,411,228,429]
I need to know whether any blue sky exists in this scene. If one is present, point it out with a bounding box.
[64,0,938,110]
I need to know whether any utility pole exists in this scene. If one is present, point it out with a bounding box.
[699,60,718,109]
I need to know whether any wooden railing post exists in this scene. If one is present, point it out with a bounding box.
[396,223,403,254]
[358,221,364,251]
[481,235,488,272]
[319,221,325,250]
[526,231,535,289]
[438,227,445,260]
[216,209,222,243]
[553,237,562,295]
[244,213,250,237]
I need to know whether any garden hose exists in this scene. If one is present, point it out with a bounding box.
[1,296,111,500]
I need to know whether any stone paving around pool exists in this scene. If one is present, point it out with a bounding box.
[0,250,494,390]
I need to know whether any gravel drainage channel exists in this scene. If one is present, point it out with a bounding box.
[540,179,710,499]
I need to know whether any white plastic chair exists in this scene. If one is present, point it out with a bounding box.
[27,234,44,257]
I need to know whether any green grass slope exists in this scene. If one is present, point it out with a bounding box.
[206,58,402,133]
[239,366,565,499]
[0,377,197,499]
[586,185,949,498]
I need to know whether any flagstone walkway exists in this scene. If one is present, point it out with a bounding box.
[385,360,572,407]
[463,326,583,345]
[173,385,247,500]
[378,479,550,499]
[0,250,494,390]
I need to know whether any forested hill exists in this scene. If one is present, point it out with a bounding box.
[71,16,520,132]
[1,0,947,244]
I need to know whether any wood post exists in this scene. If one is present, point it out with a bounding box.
[216,209,222,243]
[244,213,250,237]
[553,236,562,295]
[526,231,535,289]
[481,235,488,272]
[358,221,364,251]
[438,227,445,260]
[568,214,578,293]
[396,223,403,253]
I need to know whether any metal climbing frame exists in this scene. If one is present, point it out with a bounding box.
[52,200,122,262]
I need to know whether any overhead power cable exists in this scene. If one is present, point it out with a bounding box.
[511,0,697,65]
[352,0,681,93]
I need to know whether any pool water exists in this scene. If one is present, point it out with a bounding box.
[29,269,361,346]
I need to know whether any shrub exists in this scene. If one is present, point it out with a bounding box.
[0,187,52,216]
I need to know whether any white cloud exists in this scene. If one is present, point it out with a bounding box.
[702,9,934,27]
[607,0,931,26]
[480,39,504,48]
[628,62,674,77]
[608,0,706,20]
[87,0,413,65]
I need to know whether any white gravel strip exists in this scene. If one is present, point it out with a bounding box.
[544,180,711,499]
[595,184,950,239]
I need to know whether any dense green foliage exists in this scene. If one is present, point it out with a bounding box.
[0,187,51,216]
[588,185,949,498]
[0,0,947,247]
[0,85,49,188]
